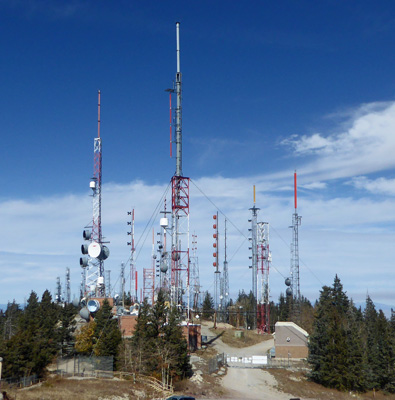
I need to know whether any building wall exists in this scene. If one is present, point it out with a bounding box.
[182,324,202,350]
[275,345,308,359]
[274,322,309,359]
[119,315,138,338]
[119,316,201,350]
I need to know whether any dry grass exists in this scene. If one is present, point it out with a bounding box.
[5,376,158,400]
[209,326,272,348]
[270,368,395,400]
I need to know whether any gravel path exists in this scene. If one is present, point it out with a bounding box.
[200,321,300,400]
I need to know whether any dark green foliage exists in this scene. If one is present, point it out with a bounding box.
[236,290,256,329]
[127,290,191,383]
[0,291,77,380]
[93,299,122,362]
[58,303,77,356]
[202,291,214,319]
[308,276,395,394]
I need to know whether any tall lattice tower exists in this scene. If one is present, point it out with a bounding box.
[55,276,62,303]
[249,186,259,330]
[190,233,200,311]
[212,213,220,312]
[127,209,137,302]
[80,91,109,298]
[220,219,229,322]
[286,171,302,319]
[157,201,171,293]
[64,267,71,304]
[257,222,271,333]
[143,229,156,304]
[168,22,190,309]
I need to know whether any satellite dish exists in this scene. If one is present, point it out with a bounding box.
[79,306,90,321]
[87,299,100,313]
[160,262,168,273]
[88,242,101,258]
[160,217,169,228]
[99,245,110,260]
[80,257,89,268]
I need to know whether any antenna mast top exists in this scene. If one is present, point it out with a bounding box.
[176,22,181,73]
[175,22,182,177]
[294,171,297,210]
[98,90,101,139]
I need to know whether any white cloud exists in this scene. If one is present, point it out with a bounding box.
[1,172,395,307]
[301,181,327,190]
[350,176,395,196]
[2,102,395,307]
[283,101,395,181]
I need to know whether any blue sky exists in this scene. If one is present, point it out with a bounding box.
[0,1,394,309]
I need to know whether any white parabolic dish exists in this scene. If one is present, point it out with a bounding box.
[88,241,101,258]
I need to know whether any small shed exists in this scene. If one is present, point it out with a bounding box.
[274,321,309,359]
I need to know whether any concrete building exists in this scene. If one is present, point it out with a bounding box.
[274,321,309,359]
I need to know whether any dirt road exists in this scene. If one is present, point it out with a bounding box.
[200,321,302,400]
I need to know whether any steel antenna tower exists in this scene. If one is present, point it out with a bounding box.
[169,22,190,309]
[158,201,171,292]
[290,171,302,317]
[143,229,156,304]
[189,233,200,311]
[220,219,229,322]
[249,185,259,330]
[80,91,109,298]
[120,262,125,306]
[55,276,62,303]
[257,222,271,333]
[213,213,220,312]
[91,90,104,295]
[105,270,111,298]
[127,209,137,302]
[64,267,71,304]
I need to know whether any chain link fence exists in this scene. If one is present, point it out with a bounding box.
[208,352,225,374]
[0,374,39,388]
[56,355,114,378]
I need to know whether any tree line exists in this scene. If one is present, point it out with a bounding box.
[308,275,395,393]
[0,289,191,385]
[0,290,76,379]
[2,277,395,394]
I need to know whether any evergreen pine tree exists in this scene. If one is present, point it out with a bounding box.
[384,309,395,392]
[202,291,214,319]
[93,299,122,362]
[345,302,367,392]
[58,303,77,356]
[364,295,380,390]
[308,276,362,391]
